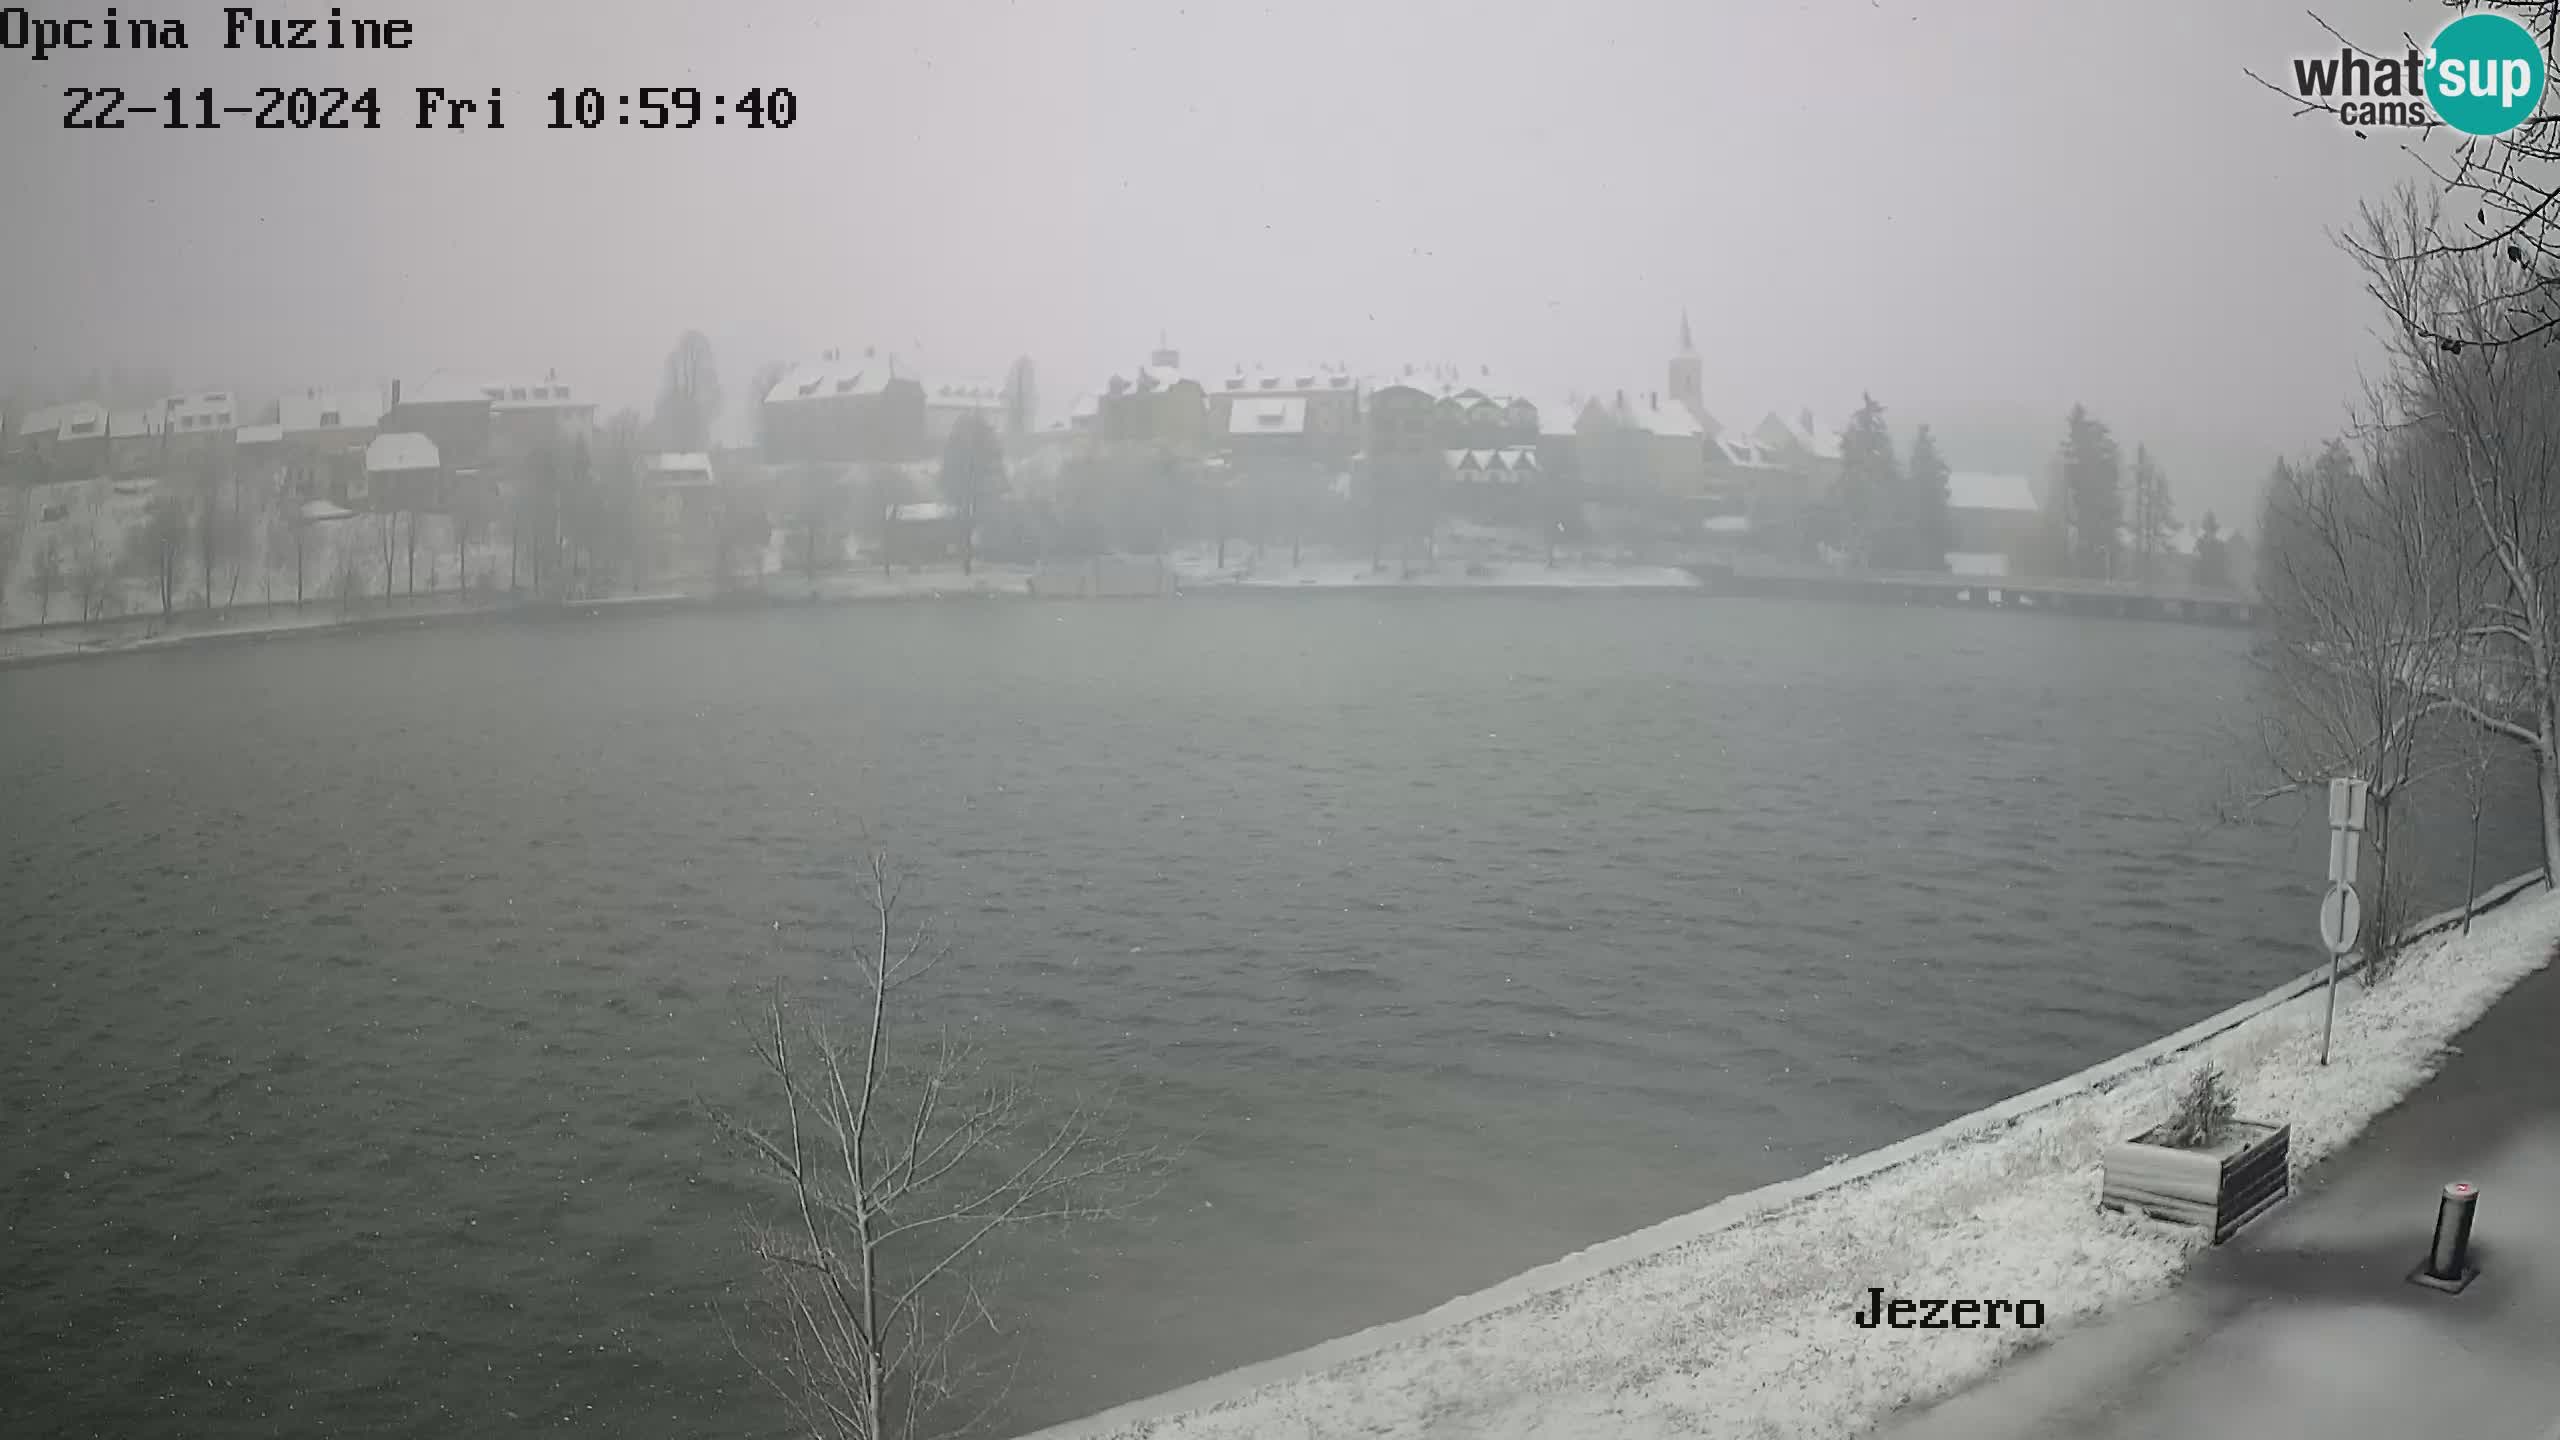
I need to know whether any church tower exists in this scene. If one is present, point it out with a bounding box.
[1668,309,1705,426]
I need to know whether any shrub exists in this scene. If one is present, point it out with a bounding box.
[2158,1064,2237,1149]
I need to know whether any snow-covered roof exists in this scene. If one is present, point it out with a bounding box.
[35,402,106,439]
[1713,433,1777,468]
[767,354,902,405]
[399,372,496,407]
[1217,368,1360,395]
[236,423,285,445]
[1137,364,1186,391]
[888,501,956,523]
[1068,392,1101,420]
[1702,514,1752,534]
[1229,396,1308,435]
[1946,471,2040,513]
[1537,397,1593,438]
[300,499,357,523]
[641,452,717,487]
[1757,410,1843,460]
[365,432,440,473]
[1624,398,1705,439]
[280,387,387,433]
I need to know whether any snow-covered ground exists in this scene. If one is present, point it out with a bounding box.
[1030,878,2560,1440]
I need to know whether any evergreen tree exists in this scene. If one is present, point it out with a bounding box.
[2056,405,2124,579]
[2192,510,2230,590]
[2129,444,2178,583]
[1897,424,1954,571]
[1834,392,1897,569]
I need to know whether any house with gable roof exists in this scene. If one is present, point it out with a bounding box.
[761,349,929,466]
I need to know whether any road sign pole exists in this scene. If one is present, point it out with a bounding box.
[2317,778,2369,1068]
[2321,947,2339,1066]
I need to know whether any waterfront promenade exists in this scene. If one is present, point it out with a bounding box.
[1881,892,2560,1440]
[1011,875,2558,1440]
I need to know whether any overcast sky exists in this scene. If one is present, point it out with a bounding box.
[0,0,2468,525]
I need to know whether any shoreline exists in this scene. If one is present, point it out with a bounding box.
[0,561,1706,671]
[1009,868,2555,1440]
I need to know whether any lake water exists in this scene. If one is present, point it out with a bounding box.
[0,593,2538,1438]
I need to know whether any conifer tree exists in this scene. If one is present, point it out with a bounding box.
[1834,393,1897,569]
[2192,510,2230,590]
[2129,444,2178,583]
[2056,405,2124,579]
[1898,424,1954,571]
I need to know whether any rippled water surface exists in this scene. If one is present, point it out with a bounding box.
[0,594,2538,1437]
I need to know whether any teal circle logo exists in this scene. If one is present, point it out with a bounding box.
[2428,13,2547,136]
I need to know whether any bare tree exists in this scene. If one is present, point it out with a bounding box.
[658,330,724,454]
[376,507,399,606]
[132,488,191,620]
[32,533,64,624]
[0,507,19,626]
[704,853,1168,1440]
[2255,419,2479,970]
[268,497,312,609]
[193,455,227,612]
[1001,357,1038,444]
[73,525,123,622]
[937,417,1004,576]
[793,464,847,588]
[2352,189,2560,877]
[332,531,369,614]
[2260,4,2559,350]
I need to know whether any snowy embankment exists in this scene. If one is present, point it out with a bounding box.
[1028,874,2559,1440]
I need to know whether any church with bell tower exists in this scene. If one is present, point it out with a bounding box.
[1668,310,1709,431]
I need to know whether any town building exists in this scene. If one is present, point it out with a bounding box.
[1096,343,1209,455]
[881,500,966,566]
[923,381,1009,449]
[362,432,442,512]
[276,386,387,503]
[382,374,497,473]
[486,374,596,468]
[762,350,929,466]
[8,402,107,480]
[1945,470,2044,576]
[162,390,238,465]
[1208,367,1363,465]
[106,408,167,478]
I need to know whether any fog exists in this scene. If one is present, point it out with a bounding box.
[1,0,2441,518]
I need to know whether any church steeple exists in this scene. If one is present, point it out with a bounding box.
[1668,307,1704,424]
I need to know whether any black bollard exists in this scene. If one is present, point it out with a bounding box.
[2410,1181,2481,1293]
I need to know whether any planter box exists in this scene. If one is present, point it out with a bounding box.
[2099,1119,2290,1243]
